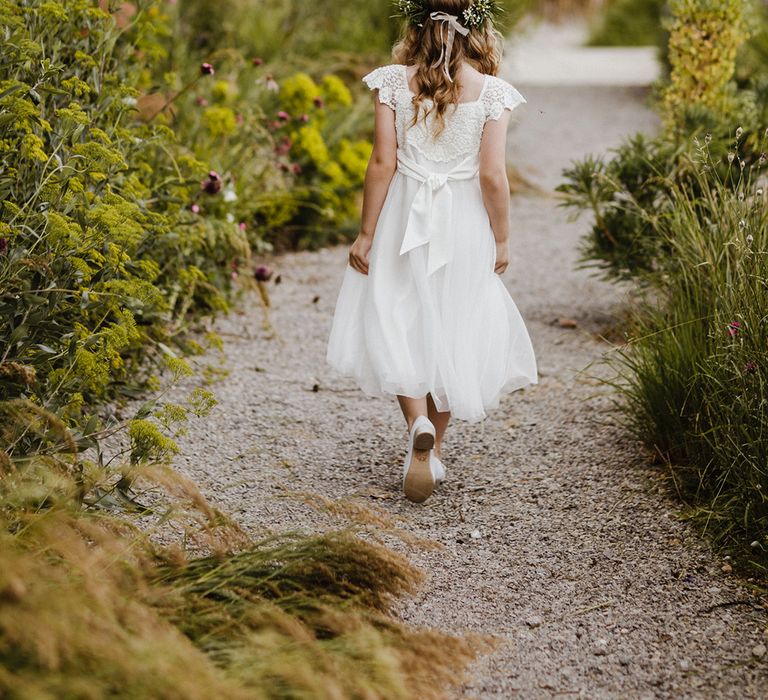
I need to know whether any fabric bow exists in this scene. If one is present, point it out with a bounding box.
[429,11,470,83]
[397,151,479,276]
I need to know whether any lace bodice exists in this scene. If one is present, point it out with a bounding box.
[362,64,525,163]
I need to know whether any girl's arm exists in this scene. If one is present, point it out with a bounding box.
[348,94,398,275]
[478,110,512,275]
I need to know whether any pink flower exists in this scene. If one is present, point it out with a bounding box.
[231,270,239,281]
[239,222,247,231]
[727,321,742,337]
[277,110,290,121]
[191,203,201,214]
[254,265,273,282]
[291,163,302,175]
[276,137,292,155]
[194,96,209,107]
[252,57,264,66]
[200,62,215,76]
[300,113,310,123]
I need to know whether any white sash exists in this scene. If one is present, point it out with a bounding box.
[397,149,479,276]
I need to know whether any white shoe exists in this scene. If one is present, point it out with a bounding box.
[403,416,436,503]
[431,454,446,485]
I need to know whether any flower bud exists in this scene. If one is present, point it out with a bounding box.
[200,62,215,76]
[254,265,273,282]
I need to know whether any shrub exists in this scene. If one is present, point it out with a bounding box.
[609,143,768,570]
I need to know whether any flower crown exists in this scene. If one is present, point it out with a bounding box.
[394,0,501,29]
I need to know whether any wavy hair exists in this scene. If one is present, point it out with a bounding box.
[391,0,503,136]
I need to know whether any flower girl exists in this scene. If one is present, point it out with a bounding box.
[327,0,537,503]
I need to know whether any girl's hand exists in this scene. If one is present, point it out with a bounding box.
[494,240,509,275]
[349,232,373,275]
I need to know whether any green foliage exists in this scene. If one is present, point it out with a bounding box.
[0,0,251,434]
[661,0,751,129]
[588,0,667,47]
[609,144,768,571]
[562,0,768,574]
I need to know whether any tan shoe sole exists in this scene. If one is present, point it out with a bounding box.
[404,430,435,504]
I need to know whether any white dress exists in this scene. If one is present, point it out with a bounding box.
[326,64,538,423]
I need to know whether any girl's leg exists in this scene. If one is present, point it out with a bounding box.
[397,395,428,432]
[427,394,451,458]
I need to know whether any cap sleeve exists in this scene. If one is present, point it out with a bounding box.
[482,76,526,122]
[362,65,403,111]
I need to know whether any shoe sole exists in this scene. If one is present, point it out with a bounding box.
[404,429,435,504]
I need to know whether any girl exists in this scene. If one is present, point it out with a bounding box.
[326,0,537,503]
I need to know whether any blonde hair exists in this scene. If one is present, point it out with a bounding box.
[392,0,503,136]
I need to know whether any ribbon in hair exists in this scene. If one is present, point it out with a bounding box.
[429,11,470,83]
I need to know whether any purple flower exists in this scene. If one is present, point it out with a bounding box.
[191,203,201,214]
[202,170,222,195]
[200,62,215,76]
[727,321,742,337]
[300,113,310,123]
[254,265,273,282]
[277,110,290,122]
[0,237,7,255]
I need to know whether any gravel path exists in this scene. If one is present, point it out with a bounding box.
[169,77,768,698]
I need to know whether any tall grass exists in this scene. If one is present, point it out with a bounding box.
[0,403,478,697]
[610,137,768,573]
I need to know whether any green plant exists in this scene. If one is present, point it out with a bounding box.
[588,0,667,47]
[607,141,768,573]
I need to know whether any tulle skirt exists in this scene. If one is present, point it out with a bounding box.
[326,159,538,423]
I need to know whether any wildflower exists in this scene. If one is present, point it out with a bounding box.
[736,126,743,139]
[202,170,222,195]
[252,57,264,66]
[291,163,302,175]
[727,152,735,163]
[727,321,742,337]
[191,203,201,214]
[265,74,279,92]
[231,270,238,281]
[300,113,310,123]
[313,96,325,109]
[195,96,209,107]
[0,237,7,255]
[740,160,746,170]
[744,361,757,373]
[277,110,290,121]
[226,213,235,223]
[276,137,292,155]
[200,62,215,76]
[254,265,273,282]
[239,222,247,231]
